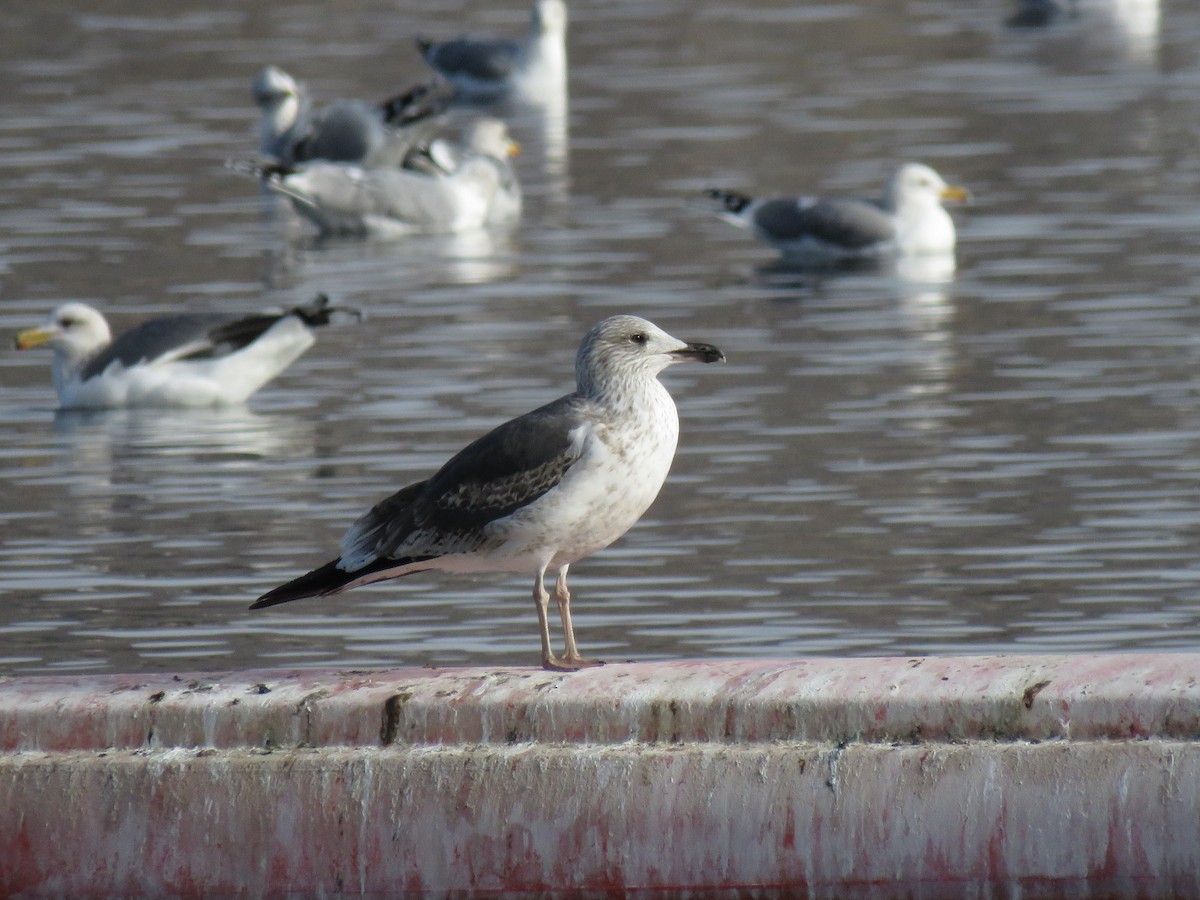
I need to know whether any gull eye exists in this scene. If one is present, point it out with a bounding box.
[629,332,648,346]
[58,316,77,328]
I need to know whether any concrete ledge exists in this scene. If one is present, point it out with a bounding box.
[3,655,1199,897]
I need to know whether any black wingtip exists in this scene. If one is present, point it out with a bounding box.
[226,157,296,182]
[289,294,363,328]
[379,80,452,127]
[704,188,753,215]
[251,558,350,609]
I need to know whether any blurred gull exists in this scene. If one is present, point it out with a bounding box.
[252,65,449,167]
[254,118,522,237]
[1008,0,1073,27]
[252,314,725,671]
[706,163,969,261]
[416,0,568,103]
[14,295,356,410]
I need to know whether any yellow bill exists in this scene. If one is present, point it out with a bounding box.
[14,326,54,351]
[940,185,970,204]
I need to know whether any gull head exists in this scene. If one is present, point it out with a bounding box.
[251,65,301,108]
[14,302,112,367]
[532,0,569,37]
[576,315,724,398]
[885,162,969,212]
[463,118,521,160]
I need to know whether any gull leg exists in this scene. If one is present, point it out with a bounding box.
[532,565,566,670]
[554,564,604,669]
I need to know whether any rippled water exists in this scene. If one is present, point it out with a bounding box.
[3,0,1200,673]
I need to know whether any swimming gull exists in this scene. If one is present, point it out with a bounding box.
[416,0,568,102]
[14,295,357,410]
[254,118,522,237]
[252,314,725,671]
[1008,0,1073,27]
[706,162,969,260]
[252,65,449,167]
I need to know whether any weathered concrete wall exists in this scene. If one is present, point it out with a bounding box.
[2,655,1198,897]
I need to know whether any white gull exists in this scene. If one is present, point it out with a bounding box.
[416,0,568,103]
[14,295,355,410]
[706,162,969,261]
[255,118,522,238]
[252,314,725,671]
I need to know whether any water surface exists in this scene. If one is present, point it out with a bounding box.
[2,0,1200,673]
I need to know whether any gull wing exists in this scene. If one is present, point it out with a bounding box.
[754,197,896,250]
[339,394,591,569]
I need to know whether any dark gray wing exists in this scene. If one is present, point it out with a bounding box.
[253,389,587,610]
[80,297,340,381]
[80,313,243,381]
[754,197,896,250]
[419,38,521,80]
[340,393,589,567]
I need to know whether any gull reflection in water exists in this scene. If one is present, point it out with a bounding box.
[1099,0,1160,68]
[47,408,319,549]
[425,227,519,286]
[49,406,319,536]
[1012,0,1161,70]
[489,77,570,214]
[895,252,957,401]
[54,406,316,461]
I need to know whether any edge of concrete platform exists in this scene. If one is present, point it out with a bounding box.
[4,654,1199,898]
[2,653,1198,752]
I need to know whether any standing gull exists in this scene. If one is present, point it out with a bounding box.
[252,65,449,167]
[416,0,568,103]
[252,314,725,671]
[706,162,969,260]
[14,295,355,410]
[254,118,522,237]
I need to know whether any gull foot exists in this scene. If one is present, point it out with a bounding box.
[542,655,606,672]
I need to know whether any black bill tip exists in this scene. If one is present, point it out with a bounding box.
[676,341,725,364]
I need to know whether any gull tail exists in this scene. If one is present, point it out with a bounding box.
[251,559,354,609]
[704,188,755,215]
[251,547,439,610]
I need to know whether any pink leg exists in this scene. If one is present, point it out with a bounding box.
[553,564,604,669]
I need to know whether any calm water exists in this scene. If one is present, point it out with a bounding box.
[3,0,1200,674]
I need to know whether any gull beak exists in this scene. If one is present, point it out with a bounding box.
[507,139,522,158]
[940,185,970,204]
[673,341,725,364]
[14,326,54,351]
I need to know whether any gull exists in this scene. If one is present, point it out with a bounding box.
[705,162,969,261]
[14,295,355,410]
[254,118,522,237]
[416,0,568,103]
[252,314,725,671]
[251,65,449,167]
[1008,0,1074,27]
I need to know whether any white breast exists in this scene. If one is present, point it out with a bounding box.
[494,380,680,568]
